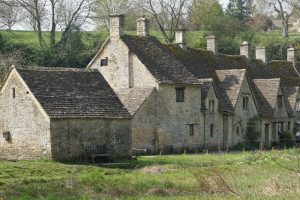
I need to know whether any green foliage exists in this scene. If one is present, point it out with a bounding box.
[226,0,251,21]
[244,124,260,150]
[279,131,294,148]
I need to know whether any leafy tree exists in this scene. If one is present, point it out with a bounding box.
[188,0,224,30]
[226,0,253,21]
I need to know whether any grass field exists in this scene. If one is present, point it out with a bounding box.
[0,149,300,199]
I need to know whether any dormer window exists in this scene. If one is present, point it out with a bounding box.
[208,100,215,113]
[243,96,249,110]
[277,95,283,108]
[176,87,185,102]
[100,57,108,66]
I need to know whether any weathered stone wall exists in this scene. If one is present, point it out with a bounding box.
[90,40,157,91]
[50,118,132,160]
[132,90,158,153]
[156,84,203,153]
[0,69,51,160]
[203,86,224,149]
[232,77,259,146]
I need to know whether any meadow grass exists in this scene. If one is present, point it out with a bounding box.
[0,149,300,199]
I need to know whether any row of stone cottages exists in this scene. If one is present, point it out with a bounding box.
[1,15,300,160]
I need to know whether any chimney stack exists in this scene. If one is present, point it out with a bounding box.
[175,28,187,50]
[287,47,296,66]
[109,14,125,40]
[256,45,266,63]
[136,17,149,37]
[207,36,218,54]
[240,41,250,58]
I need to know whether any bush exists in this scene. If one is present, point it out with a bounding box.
[278,131,294,148]
[244,126,261,150]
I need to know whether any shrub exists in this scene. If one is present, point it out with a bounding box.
[278,131,294,148]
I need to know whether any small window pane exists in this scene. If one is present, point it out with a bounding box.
[209,100,215,113]
[12,88,15,99]
[189,124,194,135]
[100,57,108,66]
[210,124,214,137]
[277,95,283,108]
[176,87,185,102]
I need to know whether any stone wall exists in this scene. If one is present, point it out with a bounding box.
[0,69,51,160]
[50,118,132,160]
[90,40,157,91]
[132,90,158,153]
[232,77,259,146]
[156,84,203,153]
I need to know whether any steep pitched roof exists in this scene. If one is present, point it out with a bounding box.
[282,86,299,116]
[199,78,216,111]
[214,69,246,112]
[121,35,200,84]
[116,87,154,115]
[168,45,300,87]
[15,67,131,119]
[252,79,281,117]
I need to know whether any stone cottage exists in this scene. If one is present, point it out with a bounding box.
[0,66,132,160]
[88,14,300,152]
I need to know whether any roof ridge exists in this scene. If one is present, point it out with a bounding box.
[15,66,97,72]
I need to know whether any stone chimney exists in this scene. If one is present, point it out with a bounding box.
[287,47,296,66]
[136,17,149,37]
[256,45,266,63]
[207,36,218,54]
[240,41,250,58]
[110,14,125,40]
[175,28,187,50]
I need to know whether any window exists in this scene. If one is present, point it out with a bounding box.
[189,124,194,135]
[288,121,291,130]
[296,99,300,112]
[243,96,249,110]
[12,88,15,99]
[176,87,185,102]
[236,127,240,136]
[100,57,108,66]
[278,122,284,133]
[210,124,214,137]
[277,95,283,108]
[209,100,215,113]
[3,131,11,141]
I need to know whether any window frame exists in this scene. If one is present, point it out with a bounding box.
[243,96,249,110]
[210,124,214,138]
[208,99,215,113]
[188,124,195,136]
[277,95,283,108]
[175,87,185,102]
[12,88,15,99]
[100,57,108,66]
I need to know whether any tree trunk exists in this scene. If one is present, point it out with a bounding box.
[50,2,56,47]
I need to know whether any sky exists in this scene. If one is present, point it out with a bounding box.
[220,0,229,8]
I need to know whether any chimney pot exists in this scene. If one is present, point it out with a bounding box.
[136,17,149,37]
[256,45,266,63]
[207,36,218,54]
[240,41,250,58]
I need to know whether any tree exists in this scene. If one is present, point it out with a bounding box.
[94,0,133,28]
[0,0,22,30]
[17,0,47,47]
[138,0,189,43]
[226,0,253,21]
[259,0,294,38]
[188,0,224,30]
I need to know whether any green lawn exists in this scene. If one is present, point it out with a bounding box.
[0,149,300,199]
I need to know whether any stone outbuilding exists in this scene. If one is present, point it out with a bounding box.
[0,66,132,160]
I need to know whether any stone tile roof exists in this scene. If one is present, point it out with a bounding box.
[282,86,299,116]
[215,69,246,113]
[116,87,154,115]
[121,35,200,84]
[168,45,300,87]
[199,79,214,111]
[16,67,132,119]
[252,79,281,117]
